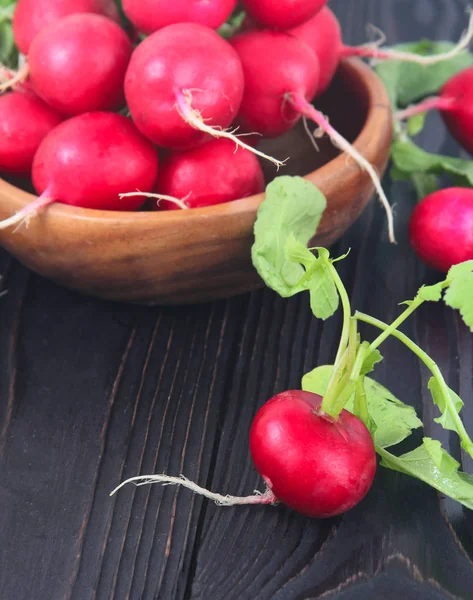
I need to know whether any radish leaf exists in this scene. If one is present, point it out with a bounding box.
[375,40,473,110]
[378,439,473,510]
[444,261,473,331]
[428,377,464,430]
[252,176,327,297]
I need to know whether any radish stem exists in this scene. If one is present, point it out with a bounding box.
[396,96,455,121]
[341,9,473,65]
[175,88,288,169]
[109,474,278,506]
[355,311,473,458]
[0,192,55,230]
[289,92,396,244]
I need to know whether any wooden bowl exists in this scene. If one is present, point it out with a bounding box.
[0,58,392,305]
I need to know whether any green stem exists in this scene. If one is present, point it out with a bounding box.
[355,311,473,458]
[355,377,370,425]
[328,262,352,366]
[368,299,423,352]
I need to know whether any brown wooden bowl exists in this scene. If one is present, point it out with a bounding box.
[0,58,392,305]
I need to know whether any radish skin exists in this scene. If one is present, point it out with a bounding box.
[122,0,238,35]
[243,0,328,30]
[27,14,133,117]
[249,391,376,518]
[0,91,63,176]
[0,112,159,230]
[124,23,245,150]
[154,139,266,209]
[12,0,120,55]
[409,188,473,272]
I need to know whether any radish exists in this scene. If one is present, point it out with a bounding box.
[242,0,327,30]
[122,0,238,35]
[0,112,159,230]
[154,139,265,210]
[12,0,120,55]
[409,188,473,273]
[397,66,473,156]
[230,30,396,242]
[250,391,376,517]
[124,23,282,166]
[110,388,376,518]
[0,91,62,176]
[242,7,473,95]
[25,14,133,117]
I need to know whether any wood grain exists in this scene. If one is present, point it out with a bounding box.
[1,1,473,599]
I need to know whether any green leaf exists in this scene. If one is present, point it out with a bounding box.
[378,439,473,510]
[375,40,473,109]
[307,261,339,320]
[252,176,327,297]
[360,348,383,376]
[444,261,473,331]
[416,282,444,302]
[0,3,17,69]
[428,377,464,430]
[407,113,427,137]
[302,365,422,448]
[391,139,473,189]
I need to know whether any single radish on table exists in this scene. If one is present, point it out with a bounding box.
[397,66,473,156]
[0,112,159,230]
[250,390,376,517]
[12,0,120,55]
[242,0,327,30]
[230,30,396,242]
[122,0,238,35]
[124,23,282,167]
[0,91,63,176]
[24,14,133,116]
[409,188,473,272]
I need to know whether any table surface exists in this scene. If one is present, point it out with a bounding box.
[2,1,473,599]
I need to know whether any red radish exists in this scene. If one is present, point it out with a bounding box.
[154,139,265,209]
[230,31,320,138]
[242,7,473,96]
[12,0,120,55]
[124,23,282,166]
[230,30,395,241]
[242,0,327,30]
[250,390,376,518]
[122,0,238,35]
[27,14,132,117]
[0,112,159,230]
[0,91,63,176]
[289,7,343,94]
[398,67,473,157]
[409,188,473,273]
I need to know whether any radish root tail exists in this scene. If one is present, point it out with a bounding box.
[109,473,278,506]
[395,95,455,121]
[0,193,55,231]
[0,62,30,93]
[175,88,288,169]
[289,92,396,244]
[119,191,190,210]
[342,7,473,65]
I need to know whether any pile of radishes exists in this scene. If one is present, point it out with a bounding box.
[3,0,467,236]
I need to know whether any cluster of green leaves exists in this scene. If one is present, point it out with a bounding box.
[0,0,18,68]
[252,176,473,510]
[374,40,473,199]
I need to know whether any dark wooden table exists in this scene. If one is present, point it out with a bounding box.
[2,1,473,598]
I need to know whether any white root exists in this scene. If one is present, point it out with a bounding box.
[175,88,288,169]
[109,473,278,507]
[119,191,190,210]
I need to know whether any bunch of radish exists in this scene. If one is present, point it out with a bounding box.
[1,0,470,238]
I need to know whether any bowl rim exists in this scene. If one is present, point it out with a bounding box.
[0,57,391,226]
